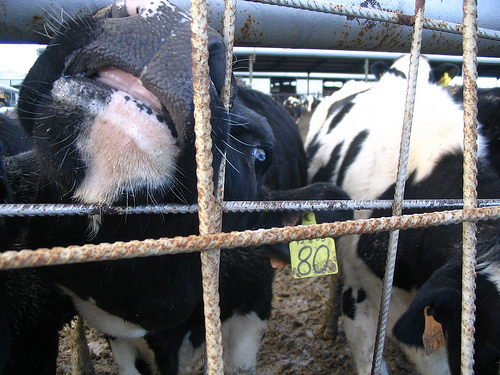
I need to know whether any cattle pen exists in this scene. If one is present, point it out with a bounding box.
[1,0,500,374]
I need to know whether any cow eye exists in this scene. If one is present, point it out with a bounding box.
[253,147,271,172]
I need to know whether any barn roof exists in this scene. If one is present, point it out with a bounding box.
[232,48,500,80]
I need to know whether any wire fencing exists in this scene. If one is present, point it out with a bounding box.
[0,0,499,374]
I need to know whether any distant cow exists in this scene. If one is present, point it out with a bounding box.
[15,1,350,374]
[302,95,322,113]
[306,54,500,374]
[283,96,302,123]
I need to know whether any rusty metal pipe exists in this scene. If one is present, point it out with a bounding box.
[2,0,500,56]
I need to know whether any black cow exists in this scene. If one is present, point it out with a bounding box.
[306,54,500,374]
[0,114,73,375]
[394,233,500,375]
[0,114,32,373]
[15,1,349,374]
[0,115,32,158]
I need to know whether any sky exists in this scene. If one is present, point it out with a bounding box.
[0,44,45,74]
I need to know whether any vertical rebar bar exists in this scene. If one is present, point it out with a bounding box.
[190,0,224,373]
[214,0,237,229]
[461,0,479,373]
[371,0,426,373]
[222,0,236,110]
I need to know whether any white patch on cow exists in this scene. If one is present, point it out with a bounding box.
[221,312,268,374]
[60,287,147,339]
[177,332,205,374]
[177,312,267,374]
[305,80,372,146]
[109,337,159,375]
[479,260,500,292]
[140,0,190,21]
[62,287,158,374]
[402,344,451,375]
[74,90,180,206]
[108,338,142,375]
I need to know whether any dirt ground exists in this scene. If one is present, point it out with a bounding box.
[56,112,418,374]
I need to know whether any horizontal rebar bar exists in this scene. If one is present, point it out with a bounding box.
[1,199,499,217]
[1,205,500,271]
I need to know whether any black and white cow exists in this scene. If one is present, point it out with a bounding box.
[391,85,500,375]
[302,95,322,113]
[306,55,500,374]
[14,1,349,374]
[283,96,302,123]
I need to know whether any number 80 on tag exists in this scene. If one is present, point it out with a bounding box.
[289,237,338,279]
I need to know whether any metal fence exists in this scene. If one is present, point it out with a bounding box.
[0,0,499,374]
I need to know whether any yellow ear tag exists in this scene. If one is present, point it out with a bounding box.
[422,306,446,355]
[289,212,338,279]
[438,72,452,87]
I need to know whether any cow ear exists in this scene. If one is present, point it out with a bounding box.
[432,63,461,86]
[393,287,461,348]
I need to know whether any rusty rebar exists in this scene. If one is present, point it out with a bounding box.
[2,206,500,271]
[371,1,426,374]
[461,0,479,373]
[222,0,236,110]
[190,0,224,372]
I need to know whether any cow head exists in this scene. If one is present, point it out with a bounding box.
[18,0,277,210]
[393,243,500,375]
